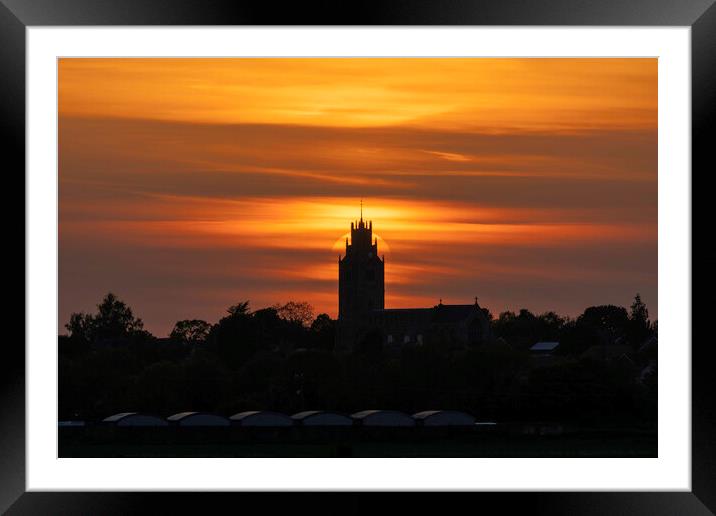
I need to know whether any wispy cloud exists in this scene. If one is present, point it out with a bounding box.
[58,59,657,335]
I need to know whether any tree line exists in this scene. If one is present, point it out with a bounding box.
[59,293,657,427]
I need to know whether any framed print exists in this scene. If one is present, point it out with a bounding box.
[3,0,715,513]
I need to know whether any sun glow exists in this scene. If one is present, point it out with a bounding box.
[59,58,657,335]
[332,232,392,255]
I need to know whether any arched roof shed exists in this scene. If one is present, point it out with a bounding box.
[413,410,476,426]
[103,412,168,427]
[351,410,415,427]
[292,411,353,426]
[230,411,294,427]
[166,412,230,427]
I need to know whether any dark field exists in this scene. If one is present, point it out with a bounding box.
[59,426,657,458]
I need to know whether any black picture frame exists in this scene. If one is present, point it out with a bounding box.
[3,0,714,513]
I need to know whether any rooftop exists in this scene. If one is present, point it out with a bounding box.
[530,342,560,352]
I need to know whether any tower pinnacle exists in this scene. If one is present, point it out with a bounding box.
[338,214,385,329]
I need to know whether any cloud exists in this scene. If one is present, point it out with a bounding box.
[58,59,658,335]
[59,58,657,131]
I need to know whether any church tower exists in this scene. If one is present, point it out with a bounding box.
[337,205,384,350]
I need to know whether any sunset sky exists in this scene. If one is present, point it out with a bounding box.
[58,58,657,336]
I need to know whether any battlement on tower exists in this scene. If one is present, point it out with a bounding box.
[346,218,377,256]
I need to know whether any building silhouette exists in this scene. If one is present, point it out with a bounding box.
[336,211,491,352]
[338,213,385,324]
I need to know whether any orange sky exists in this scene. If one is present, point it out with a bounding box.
[58,58,658,335]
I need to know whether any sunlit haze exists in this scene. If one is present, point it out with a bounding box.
[59,58,657,335]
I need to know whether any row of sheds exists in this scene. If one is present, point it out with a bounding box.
[102,410,478,428]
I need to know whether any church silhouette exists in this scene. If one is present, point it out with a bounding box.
[336,210,491,352]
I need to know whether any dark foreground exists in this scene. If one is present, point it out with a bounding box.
[59,425,657,458]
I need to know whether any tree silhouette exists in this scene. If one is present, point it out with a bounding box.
[310,313,336,351]
[628,293,652,346]
[59,292,656,428]
[206,300,257,367]
[227,301,250,317]
[492,309,542,349]
[65,312,94,343]
[273,301,314,327]
[65,292,145,343]
[630,293,649,324]
[170,319,211,345]
[577,305,629,344]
